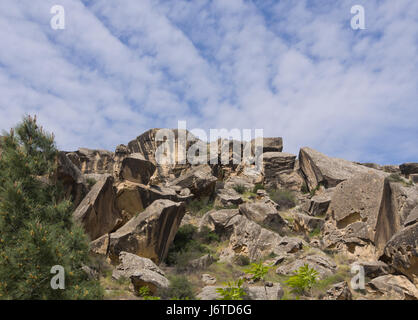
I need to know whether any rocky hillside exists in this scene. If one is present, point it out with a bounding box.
[60,129,418,300]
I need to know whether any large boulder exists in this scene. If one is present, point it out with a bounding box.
[276,254,337,279]
[57,151,88,207]
[115,181,192,221]
[302,188,334,216]
[367,275,418,300]
[118,153,156,185]
[108,199,186,264]
[112,252,168,294]
[238,201,287,233]
[168,164,217,198]
[251,137,283,153]
[298,147,376,190]
[380,223,418,286]
[67,148,114,175]
[214,188,243,207]
[202,209,283,261]
[73,175,122,241]
[246,284,284,300]
[262,152,303,190]
[127,128,202,181]
[323,281,352,300]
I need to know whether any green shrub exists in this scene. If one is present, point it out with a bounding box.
[252,183,264,193]
[0,116,103,299]
[187,197,214,216]
[244,262,271,282]
[233,184,247,194]
[159,275,195,300]
[387,173,403,183]
[86,178,97,188]
[300,182,309,194]
[285,264,319,295]
[197,226,220,244]
[165,224,210,269]
[233,255,250,266]
[268,188,297,209]
[216,279,246,300]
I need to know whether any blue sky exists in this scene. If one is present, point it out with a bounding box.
[0,0,417,165]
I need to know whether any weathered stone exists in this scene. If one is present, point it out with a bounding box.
[108,199,185,264]
[246,283,284,300]
[197,286,221,300]
[251,137,283,153]
[276,254,337,279]
[381,223,418,286]
[168,164,217,198]
[127,128,201,181]
[400,163,418,177]
[202,274,217,285]
[299,147,377,190]
[323,281,352,300]
[350,261,392,279]
[188,254,215,270]
[89,234,109,256]
[57,151,88,207]
[238,201,287,233]
[302,189,334,216]
[118,153,156,185]
[115,181,191,221]
[367,275,418,300]
[277,237,304,254]
[404,206,418,227]
[214,188,243,207]
[73,175,122,241]
[293,212,325,234]
[112,252,168,293]
[67,148,114,175]
[130,269,169,294]
[112,252,165,281]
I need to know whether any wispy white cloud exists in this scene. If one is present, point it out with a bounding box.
[0,0,417,164]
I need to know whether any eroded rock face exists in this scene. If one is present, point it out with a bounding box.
[323,281,352,300]
[115,181,192,221]
[302,188,334,216]
[67,148,114,175]
[214,188,243,207]
[246,284,284,300]
[108,199,186,264]
[73,175,122,241]
[112,252,168,294]
[298,147,376,190]
[238,201,287,233]
[381,223,418,286]
[118,153,156,185]
[57,151,88,207]
[251,137,283,153]
[276,254,337,279]
[168,164,217,198]
[367,275,418,300]
[262,152,303,190]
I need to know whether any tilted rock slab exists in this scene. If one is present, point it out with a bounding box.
[118,153,156,185]
[108,199,186,264]
[298,147,376,190]
[73,174,122,241]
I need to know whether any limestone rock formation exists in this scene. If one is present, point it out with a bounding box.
[238,201,287,233]
[73,174,122,240]
[323,281,352,300]
[168,164,217,198]
[367,275,418,300]
[299,147,377,190]
[400,163,418,177]
[108,199,185,264]
[118,153,156,185]
[67,148,114,175]
[57,151,88,207]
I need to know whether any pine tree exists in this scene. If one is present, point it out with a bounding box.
[0,116,103,299]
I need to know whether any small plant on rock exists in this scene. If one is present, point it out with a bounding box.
[244,262,271,294]
[285,264,319,296]
[233,184,247,194]
[216,279,246,300]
